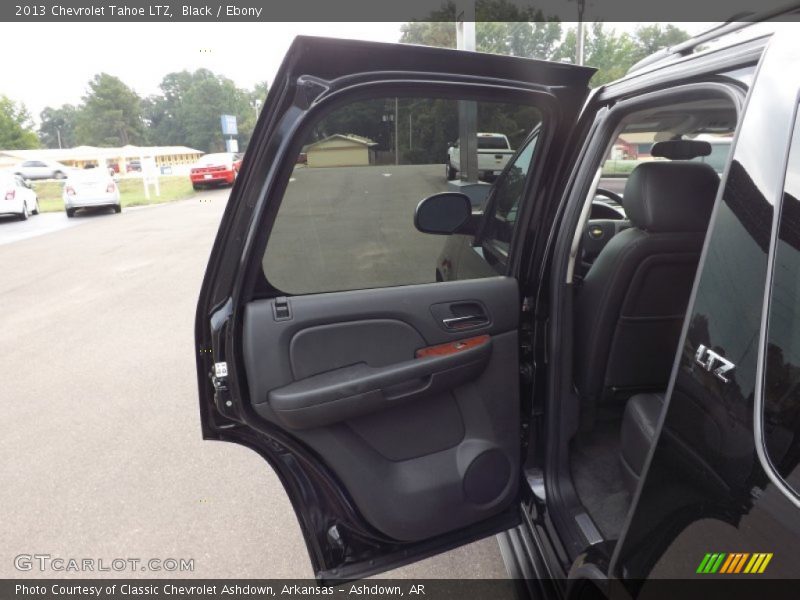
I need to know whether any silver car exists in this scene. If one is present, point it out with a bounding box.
[14,159,70,180]
[62,169,121,218]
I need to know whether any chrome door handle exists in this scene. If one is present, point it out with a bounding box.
[442,314,487,329]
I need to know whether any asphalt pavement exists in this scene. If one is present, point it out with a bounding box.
[0,211,88,246]
[0,186,508,580]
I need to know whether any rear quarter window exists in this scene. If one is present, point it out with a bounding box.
[478,136,510,150]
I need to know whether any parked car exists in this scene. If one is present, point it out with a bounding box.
[0,172,38,220]
[126,160,142,173]
[13,159,69,180]
[446,132,515,181]
[62,168,121,217]
[195,17,800,595]
[189,152,242,190]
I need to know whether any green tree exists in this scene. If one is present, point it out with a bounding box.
[554,23,689,86]
[401,14,689,88]
[39,104,79,148]
[631,24,690,60]
[0,96,39,149]
[583,22,638,85]
[75,73,145,146]
[399,0,562,60]
[143,69,259,152]
[249,81,270,111]
[399,1,456,48]
[400,21,455,48]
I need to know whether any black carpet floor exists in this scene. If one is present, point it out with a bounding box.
[570,418,632,540]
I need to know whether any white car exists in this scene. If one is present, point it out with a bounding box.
[14,159,70,180]
[446,133,515,181]
[0,172,39,220]
[63,169,121,218]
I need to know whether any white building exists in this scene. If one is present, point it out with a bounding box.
[0,145,204,174]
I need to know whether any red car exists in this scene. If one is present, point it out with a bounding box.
[190,152,242,190]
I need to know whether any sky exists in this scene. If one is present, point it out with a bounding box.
[0,22,717,122]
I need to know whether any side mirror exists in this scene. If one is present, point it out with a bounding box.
[414,192,476,235]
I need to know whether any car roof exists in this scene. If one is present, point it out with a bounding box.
[621,12,796,80]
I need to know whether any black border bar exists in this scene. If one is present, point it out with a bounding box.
[3,0,800,23]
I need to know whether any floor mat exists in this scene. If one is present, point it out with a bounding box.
[570,419,631,540]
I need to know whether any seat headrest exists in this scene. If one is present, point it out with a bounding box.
[651,140,712,160]
[623,162,719,233]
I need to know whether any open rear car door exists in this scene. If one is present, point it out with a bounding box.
[195,36,594,581]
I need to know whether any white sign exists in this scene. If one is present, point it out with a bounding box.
[140,156,160,199]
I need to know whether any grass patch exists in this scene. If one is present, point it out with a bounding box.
[33,176,196,213]
[601,159,640,176]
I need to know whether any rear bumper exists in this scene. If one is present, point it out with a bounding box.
[190,170,235,185]
[0,199,26,215]
[64,193,120,209]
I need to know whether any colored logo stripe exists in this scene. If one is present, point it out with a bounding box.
[719,553,737,573]
[697,553,773,574]
[744,553,773,574]
[697,553,713,573]
[697,553,726,573]
[721,553,749,573]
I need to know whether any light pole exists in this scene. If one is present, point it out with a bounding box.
[456,1,478,183]
[574,0,586,66]
[383,103,399,165]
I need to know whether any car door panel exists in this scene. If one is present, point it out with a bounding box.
[196,35,593,578]
[242,276,520,542]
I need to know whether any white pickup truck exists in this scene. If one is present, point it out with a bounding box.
[446,133,515,181]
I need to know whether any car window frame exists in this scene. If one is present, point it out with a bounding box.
[243,81,562,300]
[474,129,541,270]
[755,96,800,508]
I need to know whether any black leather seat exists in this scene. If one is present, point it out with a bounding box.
[574,161,719,429]
[620,392,664,491]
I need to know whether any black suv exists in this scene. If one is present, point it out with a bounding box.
[195,15,800,597]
